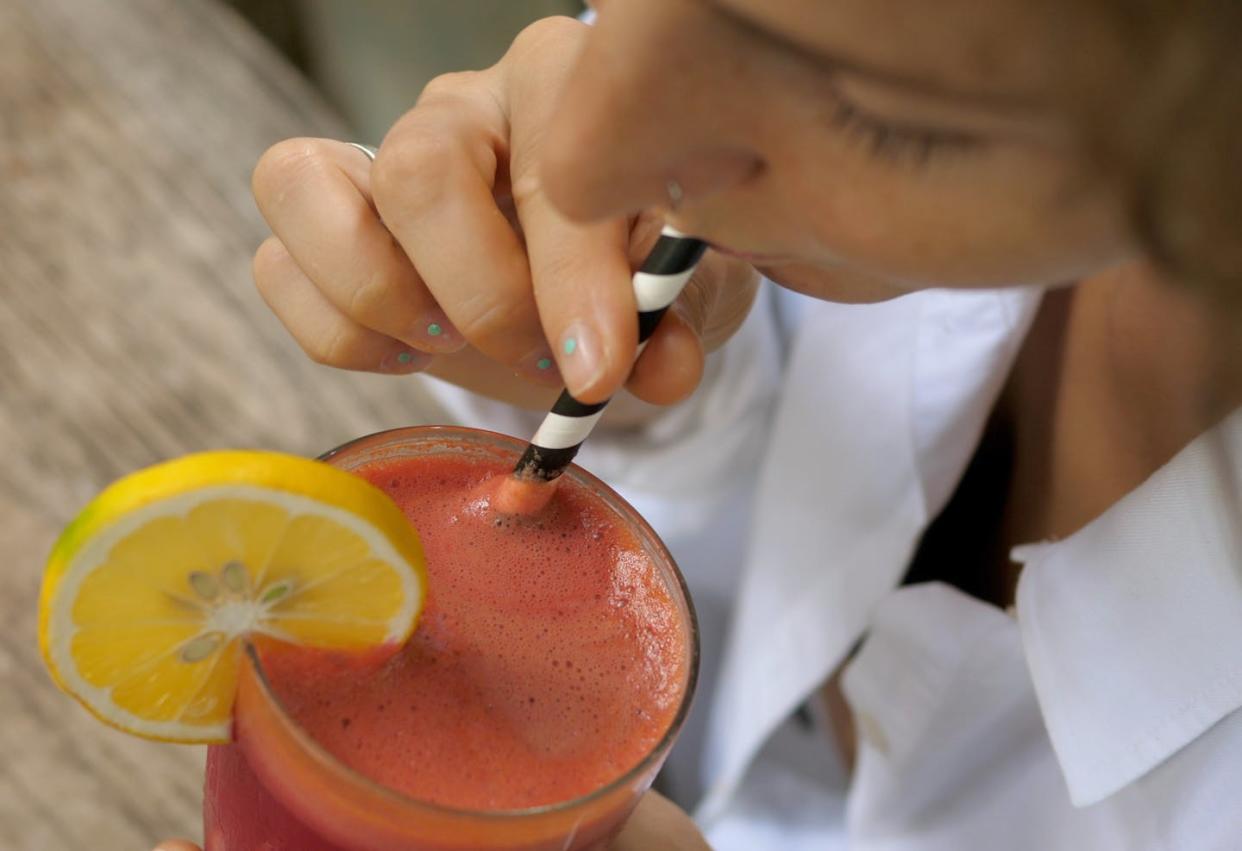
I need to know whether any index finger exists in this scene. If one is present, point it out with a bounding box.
[515,180,638,403]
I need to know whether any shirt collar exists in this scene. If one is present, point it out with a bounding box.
[1014,406,1242,806]
[699,286,1041,820]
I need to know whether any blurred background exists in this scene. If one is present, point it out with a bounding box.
[226,0,584,140]
[0,2,588,848]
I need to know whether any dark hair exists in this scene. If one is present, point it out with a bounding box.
[1084,1,1242,511]
[1092,0,1242,308]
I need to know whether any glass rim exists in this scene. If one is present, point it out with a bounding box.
[242,424,701,822]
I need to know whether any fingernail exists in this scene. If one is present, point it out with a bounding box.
[557,323,605,396]
[407,311,465,353]
[379,349,433,374]
[517,348,562,385]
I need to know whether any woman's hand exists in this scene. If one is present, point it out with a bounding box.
[151,791,708,851]
[251,16,758,411]
[610,790,713,851]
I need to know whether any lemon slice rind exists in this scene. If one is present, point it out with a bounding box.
[38,452,425,744]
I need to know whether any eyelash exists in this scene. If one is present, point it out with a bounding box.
[827,93,983,166]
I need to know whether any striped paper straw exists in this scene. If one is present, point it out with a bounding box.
[513,226,707,482]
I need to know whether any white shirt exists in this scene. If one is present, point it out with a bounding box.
[410,282,1242,849]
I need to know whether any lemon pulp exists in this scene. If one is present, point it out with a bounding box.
[38,452,425,743]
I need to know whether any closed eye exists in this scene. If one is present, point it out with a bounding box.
[827,86,985,167]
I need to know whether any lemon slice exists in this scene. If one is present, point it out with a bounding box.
[38,451,425,744]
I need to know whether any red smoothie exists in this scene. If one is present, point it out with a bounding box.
[204,428,695,851]
[262,451,687,810]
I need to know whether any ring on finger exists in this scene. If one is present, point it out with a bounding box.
[347,142,379,162]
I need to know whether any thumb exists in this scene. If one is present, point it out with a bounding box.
[152,841,201,851]
[609,790,712,851]
[626,249,760,406]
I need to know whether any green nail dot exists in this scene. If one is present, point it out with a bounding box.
[397,351,413,364]
[536,357,553,371]
[427,323,443,337]
[563,337,577,355]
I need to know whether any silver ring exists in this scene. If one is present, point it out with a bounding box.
[665,179,684,208]
[347,142,378,162]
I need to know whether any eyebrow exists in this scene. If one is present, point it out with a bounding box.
[708,0,1051,112]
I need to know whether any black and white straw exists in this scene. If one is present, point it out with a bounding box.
[513,226,708,482]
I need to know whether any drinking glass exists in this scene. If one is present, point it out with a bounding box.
[203,426,700,851]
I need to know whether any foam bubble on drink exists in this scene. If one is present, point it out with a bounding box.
[260,451,686,811]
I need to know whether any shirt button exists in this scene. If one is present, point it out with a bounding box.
[855,711,891,756]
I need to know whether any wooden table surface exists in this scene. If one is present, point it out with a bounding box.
[0,1,443,846]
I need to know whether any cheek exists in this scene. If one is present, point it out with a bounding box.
[773,135,1133,288]
[760,261,908,303]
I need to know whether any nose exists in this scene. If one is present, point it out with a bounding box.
[539,5,763,223]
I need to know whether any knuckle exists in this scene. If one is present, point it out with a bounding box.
[509,15,583,58]
[301,335,334,367]
[508,169,545,209]
[251,236,286,277]
[455,297,509,341]
[252,138,330,208]
[303,324,353,367]
[416,70,480,105]
[532,250,583,295]
[371,131,455,218]
[453,296,530,353]
[251,237,291,298]
[344,273,399,330]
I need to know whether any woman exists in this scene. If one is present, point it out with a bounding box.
[165,0,1242,847]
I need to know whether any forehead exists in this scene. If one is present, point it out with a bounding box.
[717,0,1081,101]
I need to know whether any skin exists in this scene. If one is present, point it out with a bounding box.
[252,0,1134,407]
[234,0,1240,847]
